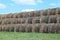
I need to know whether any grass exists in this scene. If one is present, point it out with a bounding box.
[0,32,60,40]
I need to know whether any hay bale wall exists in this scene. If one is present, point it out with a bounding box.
[0,8,60,33]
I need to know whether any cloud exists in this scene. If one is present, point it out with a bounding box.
[0,4,6,9]
[21,9,34,12]
[49,3,57,6]
[12,0,36,5]
[37,0,43,3]
[12,0,43,5]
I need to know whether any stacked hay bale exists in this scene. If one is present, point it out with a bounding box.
[0,8,60,33]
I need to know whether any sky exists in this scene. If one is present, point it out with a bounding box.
[0,0,60,14]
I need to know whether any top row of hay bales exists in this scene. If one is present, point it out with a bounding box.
[0,8,60,19]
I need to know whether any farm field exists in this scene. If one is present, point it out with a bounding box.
[0,32,60,40]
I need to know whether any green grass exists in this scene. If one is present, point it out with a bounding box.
[0,32,60,40]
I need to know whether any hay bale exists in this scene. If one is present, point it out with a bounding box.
[0,20,2,24]
[6,14,11,18]
[29,11,34,17]
[39,24,44,33]
[1,16,6,19]
[0,25,2,31]
[1,25,8,31]
[49,16,57,23]
[16,19,21,24]
[34,11,40,17]
[42,10,48,16]
[13,18,21,24]
[50,24,57,33]
[57,9,60,15]
[57,24,60,33]
[41,16,49,23]
[42,24,48,33]
[19,13,23,18]
[1,24,13,32]
[4,25,10,31]
[5,14,14,18]
[27,17,33,24]
[21,18,26,24]
[0,16,1,19]
[40,24,49,33]
[47,24,59,33]
[13,24,20,32]
[47,24,51,33]
[49,9,56,15]
[2,19,12,24]
[13,13,23,18]
[34,17,40,23]
[26,24,32,32]
[23,12,29,18]
[58,17,60,23]
[19,24,26,32]
[34,24,40,32]
[2,18,22,24]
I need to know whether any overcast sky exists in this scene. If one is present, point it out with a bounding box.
[0,0,60,14]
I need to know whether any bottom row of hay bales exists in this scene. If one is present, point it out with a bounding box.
[0,24,60,33]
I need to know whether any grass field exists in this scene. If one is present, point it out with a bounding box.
[0,32,60,40]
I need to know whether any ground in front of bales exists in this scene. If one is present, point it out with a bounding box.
[0,32,60,40]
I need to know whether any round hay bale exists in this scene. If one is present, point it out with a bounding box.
[2,19,11,24]
[16,19,21,24]
[57,24,60,33]
[41,10,48,16]
[34,24,40,32]
[21,18,26,24]
[57,9,60,15]
[26,24,32,32]
[13,25,20,32]
[0,25,2,31]
[58,17,60,23]
[42,24,49,33]
[39,24,45,33]
[49,9,56,15]
[27,17,33,24]
[19,24,26,32]
[34,17,40,24]
[5,14,14,18]
[41,16,49,23]
[50,24,57,33]
[6,14,12,18]
[46,24,51,33]
[4,26,10,32]
[29,11,34,17]
[49,16,57,23]
[0,20,2,24]
[23,12,29,18]
[34,11,40,17]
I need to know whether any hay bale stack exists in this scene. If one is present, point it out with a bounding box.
[0,8,60,33]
